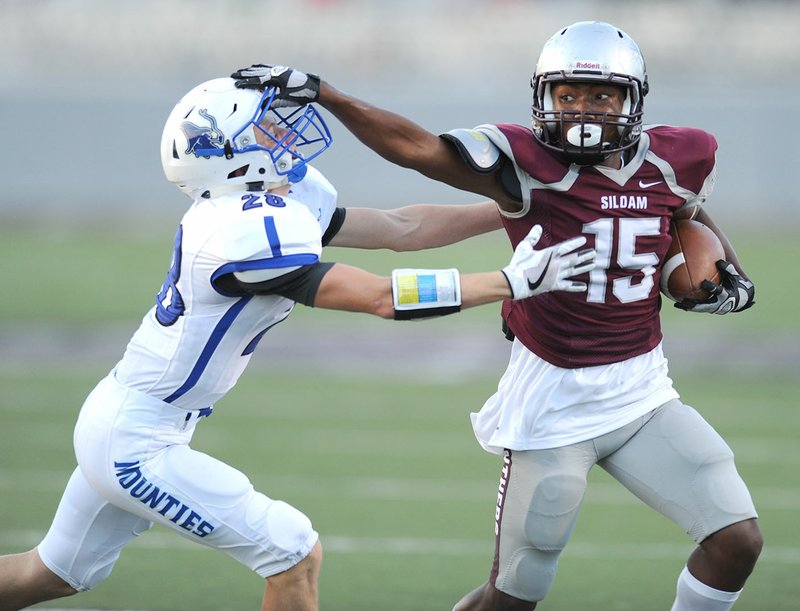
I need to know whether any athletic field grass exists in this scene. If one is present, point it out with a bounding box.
[1,225,797,610]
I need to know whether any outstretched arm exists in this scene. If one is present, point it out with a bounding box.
[317,82,513,207]
[318,84,466,181]
[328,200,503,251]
[231,65,517,209]
[314,224,596,318]
[235,222,595,318]
[312,264,511,318]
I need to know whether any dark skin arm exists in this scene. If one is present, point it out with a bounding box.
[317,82,522,214]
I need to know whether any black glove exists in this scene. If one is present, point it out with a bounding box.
[231,65,320,108]
[675,260,755,314]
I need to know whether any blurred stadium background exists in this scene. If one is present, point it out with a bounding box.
[1,0,798,227]
[1,1,799,609]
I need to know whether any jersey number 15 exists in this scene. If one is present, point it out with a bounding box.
[583,217,660,304]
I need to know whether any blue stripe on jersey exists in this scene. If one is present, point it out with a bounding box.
[163,296,253,404]
[264,217,281,257]
[210,253,320,296]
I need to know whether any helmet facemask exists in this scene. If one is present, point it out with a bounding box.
[192,90,332,185]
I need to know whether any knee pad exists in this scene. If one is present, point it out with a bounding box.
[242,493,319,577]
[523,472,586,550]
[500,547,560,602]
[495,471,586,601]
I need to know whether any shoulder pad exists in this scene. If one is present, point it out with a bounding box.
[440,128,502,173]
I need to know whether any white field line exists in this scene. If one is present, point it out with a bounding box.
[3,530,800,565]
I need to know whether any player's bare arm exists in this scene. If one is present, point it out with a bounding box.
[247,224,596,319]
[311,263,512,318]
[314,231,595,319]
[317,83,509,201]
[328,200,502,251]
[232,65,519,212]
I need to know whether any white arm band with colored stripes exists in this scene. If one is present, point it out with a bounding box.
[391,268,462,320]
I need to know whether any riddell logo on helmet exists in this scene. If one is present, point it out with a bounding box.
[575,61,601,70]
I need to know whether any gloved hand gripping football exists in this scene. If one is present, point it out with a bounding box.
[502,225,596,300]
[231,65,320,108]
[675,259,755,314]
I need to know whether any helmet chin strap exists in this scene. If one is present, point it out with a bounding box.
[562,151,609,166]
[286,163,308,183]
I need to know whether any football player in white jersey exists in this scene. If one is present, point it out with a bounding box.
[0,78,596,611]
[230,19,762,611]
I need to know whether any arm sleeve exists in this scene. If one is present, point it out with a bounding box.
[322,207,346,246]
[235,261,337,306]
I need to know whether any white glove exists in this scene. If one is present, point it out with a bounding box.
[502,225,596,300]
[231,64,320,108]
[674,260,755,314]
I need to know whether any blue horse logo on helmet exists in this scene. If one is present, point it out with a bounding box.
[181,109,225,158]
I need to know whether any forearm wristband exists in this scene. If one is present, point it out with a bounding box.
[391,268,462,320]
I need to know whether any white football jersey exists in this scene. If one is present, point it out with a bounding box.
[114,167,338,411]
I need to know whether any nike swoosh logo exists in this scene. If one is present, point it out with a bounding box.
[639,180,662,188]
[527,253,553,292]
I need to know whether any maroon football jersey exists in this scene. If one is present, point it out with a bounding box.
[489,123,717,368]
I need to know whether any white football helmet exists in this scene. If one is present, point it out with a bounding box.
[531,21,649,165]
[161,78,332,198]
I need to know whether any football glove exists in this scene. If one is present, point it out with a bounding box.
[674,259,755,314]
[502,225,596,300]
[231,64,320,108]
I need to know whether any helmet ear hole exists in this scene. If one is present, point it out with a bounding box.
[227,165,249,179]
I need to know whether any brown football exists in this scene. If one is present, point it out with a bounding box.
[660,219,725,302]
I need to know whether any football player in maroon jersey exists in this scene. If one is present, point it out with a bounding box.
[233,20,760,611]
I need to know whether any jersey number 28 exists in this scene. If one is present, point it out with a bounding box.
[155,225,185,326]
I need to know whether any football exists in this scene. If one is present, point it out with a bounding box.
[660,218,725,302]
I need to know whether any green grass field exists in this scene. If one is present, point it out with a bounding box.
[1,225,798,610]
